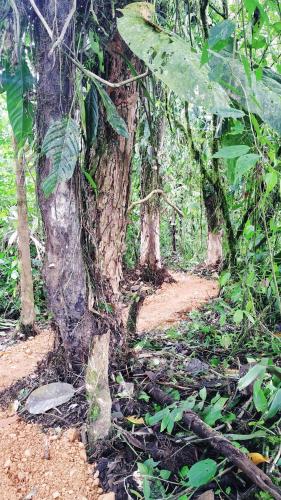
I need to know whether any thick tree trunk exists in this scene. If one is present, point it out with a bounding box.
[91,35,139,300]
[14,140,36,333]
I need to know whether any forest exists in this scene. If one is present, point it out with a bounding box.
[0,0,281,499]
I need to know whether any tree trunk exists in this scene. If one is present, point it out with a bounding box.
[139,93,165,274]
[14,139,36,334]
[90,34,139,300]
[140,202,161,270]
[202,178,223,267]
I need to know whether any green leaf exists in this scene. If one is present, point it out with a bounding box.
[213,145,250,159]
[265,389,281,420]
[3,59,34,147]
[209,51,281,135]
[219,271,231,287]
[118,3,243,118]
[238,364,266,391]
[159,469,171,480]
[187,459,217,487]
[85,84,99,147]
[203,397,228,426]
[253,380,268,412]
[93,80,128,138]
[235,154,260,181]
[265,170,278,193]
[209,20,235,49]
[233,309,244,324]
[82,169,97,194]
[226,430,267,441]
[41,117,81,197]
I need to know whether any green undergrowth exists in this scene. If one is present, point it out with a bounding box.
[110,299,281,500]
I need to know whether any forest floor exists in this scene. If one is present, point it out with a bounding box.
[0,272,218,500]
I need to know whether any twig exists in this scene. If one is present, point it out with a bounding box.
[67,53,149,88]
[9,0,20,59]
[128,189,183,217]
[28,0,53,40]
[48,0,77,57]
[146,382,281,500]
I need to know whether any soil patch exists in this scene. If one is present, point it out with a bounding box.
[0,329,54,391]
[137,271,219,332]
[0,409,101,500]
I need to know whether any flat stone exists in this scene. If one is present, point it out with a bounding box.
[25,382,75,415]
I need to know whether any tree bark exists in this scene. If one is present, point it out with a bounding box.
[90,34,139,300]
[139,90,165,274]
[14,139,36,334]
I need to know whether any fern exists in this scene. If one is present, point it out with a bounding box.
[42,117,80,197]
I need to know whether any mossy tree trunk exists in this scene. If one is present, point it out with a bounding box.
[14,139,36,335]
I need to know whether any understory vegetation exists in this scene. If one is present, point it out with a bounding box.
[0,0,280,499]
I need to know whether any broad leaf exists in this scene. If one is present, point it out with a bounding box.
[238,364,266,391]
[42,117,80,196]
[213,145,250,159]
[93,80,129,138]
[85,84,99,147]
[209,20,235,49]
[235,154,260,181]
[187,459,217,487]
[3,59,34,146]
[209,51,281,134]
[265,389,281,420]
[253,380,268,412]
[118,3,243,118]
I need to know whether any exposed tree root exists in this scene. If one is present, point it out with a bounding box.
[146,382,281,500]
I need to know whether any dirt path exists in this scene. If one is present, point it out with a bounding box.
[137,272,219,332]
[0,272,218,500]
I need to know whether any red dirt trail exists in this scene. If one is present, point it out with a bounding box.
[0,272,218,500]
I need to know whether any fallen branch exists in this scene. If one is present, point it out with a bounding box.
[146,382,281,500]
[128,189,183,217]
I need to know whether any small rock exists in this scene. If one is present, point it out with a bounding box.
[93,470,99,479]
[79,450,87,462]
[4,458,12,469]
[18,472,26,480]
[64,428,80,442]
[93,478,99,486]
[24,449,32,458]
[25,348,32,355]
[52,493,60,499]
[99,493,115,500]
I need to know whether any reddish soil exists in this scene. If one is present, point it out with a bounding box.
[0,329,54,391]
[0,272,218,500]
[137,271,219,332]
[0,410,102,499]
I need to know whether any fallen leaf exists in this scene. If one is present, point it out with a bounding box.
[248,452,270,465]
[126,416,145,425]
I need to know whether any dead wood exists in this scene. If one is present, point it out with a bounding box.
[145,382,281,500]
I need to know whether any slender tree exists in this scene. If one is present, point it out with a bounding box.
[14,140,36,334]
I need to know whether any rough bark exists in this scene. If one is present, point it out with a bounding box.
[90,34,139,299]
[35,0,98,370]
[202,178,223,267]
[139,93,165,274]
[14,139,36,333]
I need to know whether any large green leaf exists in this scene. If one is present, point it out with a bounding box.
[265,389,281,420]
[187,459,217,487]
[209,51,281,134]
[3,60,34,146]
[42,117,80,197]
[93,81,129,138]
[235,153,260,181]
[213,145,250,159]
[85,84,99,147]
[118,3,243,118]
